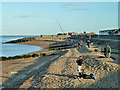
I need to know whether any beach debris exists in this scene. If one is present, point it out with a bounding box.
[110,56,116,60]
[10,72,17,74]
[94,49,99,52]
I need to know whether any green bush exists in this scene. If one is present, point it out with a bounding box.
[27,55,32,58]
[49,48,55,50]
[2,57,7,60]
[1,55,32,60]
[23,55,29,58]
[54,48,60,50]
[40,53,46,56]
[14,56,23,59]
[49,48,53,50]
[15,56,21,58]
[54,48,57,50]
[7,57,13,60]
[32,54,39,57]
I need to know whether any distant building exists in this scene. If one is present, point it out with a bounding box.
[68,32,73,35]
[68,32,78,35]
[99,28,120,35]
[72,32,78,35]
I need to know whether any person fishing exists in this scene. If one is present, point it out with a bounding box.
[86,39,90,48]
[75,56,84,78]
[104,44,111,58]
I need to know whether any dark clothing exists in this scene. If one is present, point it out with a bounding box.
[104,47,111,53]
[88,44,90,48]
[76,59,83,66]
[78,43,80,47]
[78,42,82,48]
[104,46,111,57]
[86,40,90,48]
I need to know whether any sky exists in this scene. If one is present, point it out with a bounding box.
[2,2,118,35]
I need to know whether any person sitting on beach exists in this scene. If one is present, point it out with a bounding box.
[104,44,111,58]
[86,39,90,48]
[76,56,84,78]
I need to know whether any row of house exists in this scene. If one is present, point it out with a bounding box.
[68,32,96,35]
[67,28,120,36]
[99,28,120,35]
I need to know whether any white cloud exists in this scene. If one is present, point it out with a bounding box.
[62,3,74,8]
[74,8,89,11]
[14,15,41,18]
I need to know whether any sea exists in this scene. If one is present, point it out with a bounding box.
[1,35,43,57]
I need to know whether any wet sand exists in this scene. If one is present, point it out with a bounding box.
[1,40,57,84]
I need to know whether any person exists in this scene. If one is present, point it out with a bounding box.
[104,44,111,58]
[76,56,84,78]
[78,42,81,50]
[86,39,90,48]
[73,39,75,43]
[80,40,83,44]
[78,42,80,47]
[80,40,83,47]
[66,38,68,40]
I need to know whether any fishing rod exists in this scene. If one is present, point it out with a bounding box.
[55,18,64,33]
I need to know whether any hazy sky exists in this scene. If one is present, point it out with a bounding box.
[2,2,118,35]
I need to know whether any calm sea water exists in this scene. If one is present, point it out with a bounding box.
[1,36,43,57]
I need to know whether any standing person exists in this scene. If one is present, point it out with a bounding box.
[78,42,81,50]
[78,42,80,47]
[78,44,81,50]
[104,44,111,58]
[66,37,68,40]
[86,39,90,48]
[76,56,84,78]
[73,39,75,43]
[80,40,83,47]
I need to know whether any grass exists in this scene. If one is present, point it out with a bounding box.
[1,53,39,61]
[32,54,39,57]
[40,53,47,56]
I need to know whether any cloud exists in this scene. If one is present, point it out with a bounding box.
[74,8,89,11]
[62,3,74,8]
[61,3,89,11]
[14,15,41,18]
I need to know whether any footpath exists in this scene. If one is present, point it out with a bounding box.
[20,42,119,88]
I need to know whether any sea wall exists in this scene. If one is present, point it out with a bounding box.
[91,35,120,40]
[70,35,120,40]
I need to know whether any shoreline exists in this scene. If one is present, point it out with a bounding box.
[1,39,57,58]
[1,39,63,83]
[2,35,68,58]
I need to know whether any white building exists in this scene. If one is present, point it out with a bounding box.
[99,29,120,35]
